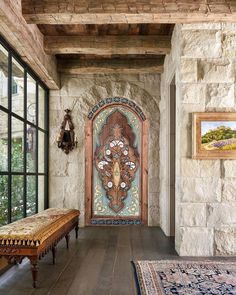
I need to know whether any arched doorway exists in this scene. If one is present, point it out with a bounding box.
[85,98,148,225]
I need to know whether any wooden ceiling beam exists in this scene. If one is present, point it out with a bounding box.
[45,35,171,55]
[22,0,236,24]
[58,58,164,75]
[0,0,59,89]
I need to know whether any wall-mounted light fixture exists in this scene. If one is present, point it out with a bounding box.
[57,109,77,154]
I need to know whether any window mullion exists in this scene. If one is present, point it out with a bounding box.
[23,69,27,218]
[7,51,12,224]
[44,89,49,209]
[36,82,39,213]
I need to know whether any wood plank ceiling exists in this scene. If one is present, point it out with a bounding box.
[39,23,173,74]
[31,22,174,74]
[19,0,236,80]
[0,1,234,89]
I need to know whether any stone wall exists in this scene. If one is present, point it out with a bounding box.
[49,73,161,227]
[161,23,236,256]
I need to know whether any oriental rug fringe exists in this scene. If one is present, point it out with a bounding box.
[133,260,236,295]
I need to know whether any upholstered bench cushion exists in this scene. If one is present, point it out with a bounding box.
[0,208,80,247]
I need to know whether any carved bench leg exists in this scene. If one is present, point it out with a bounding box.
[52,246,56,265]
[75,223,79,239]
[29,257,38,288]
[65,234,70,249]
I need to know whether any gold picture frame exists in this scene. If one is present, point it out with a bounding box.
[192,112,236,159]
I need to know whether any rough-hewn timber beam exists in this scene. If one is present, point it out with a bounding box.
[0,0,59,89]
[45,35,171,55]
[22,0,236,24]
[58,58,164,75]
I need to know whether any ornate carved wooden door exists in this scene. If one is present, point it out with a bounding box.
[85,99,148,225]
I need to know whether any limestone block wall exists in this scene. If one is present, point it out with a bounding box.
[161,23,236,256]
[49,73,161,227]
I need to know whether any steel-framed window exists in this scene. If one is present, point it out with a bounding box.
[0,35,49,226]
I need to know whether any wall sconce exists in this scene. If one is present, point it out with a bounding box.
[57,109,78,154]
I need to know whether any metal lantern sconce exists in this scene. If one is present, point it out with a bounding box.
[57,109,78,154]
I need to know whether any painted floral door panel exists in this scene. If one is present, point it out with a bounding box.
[92,106,141,222]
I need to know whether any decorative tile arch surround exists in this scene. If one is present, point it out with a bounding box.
[87,97,146,121]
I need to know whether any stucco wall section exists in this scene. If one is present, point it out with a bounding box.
[161,23,236,256]
[49,73,161,227]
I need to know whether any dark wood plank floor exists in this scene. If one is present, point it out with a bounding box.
[0,226,176,295]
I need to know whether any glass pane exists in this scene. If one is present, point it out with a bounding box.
[11,175,24,222]
[0,45,8,109]
[27,176,36,216]
[27,74,36,123]
[11,118,24,172]
[26,124,36,172]
[0,175,8,226]
[38,131,45,173]
[12,58,24,118]
[38,175,45,212]
[38,86,45,129]
[0,111,8,171]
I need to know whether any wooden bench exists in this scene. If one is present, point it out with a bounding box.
[0,208,80,288]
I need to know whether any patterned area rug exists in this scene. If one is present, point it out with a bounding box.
[133,260,236,295]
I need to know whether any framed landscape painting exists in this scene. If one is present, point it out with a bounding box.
[192,113,236,159]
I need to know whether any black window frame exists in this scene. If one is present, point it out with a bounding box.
[0,34,49,224]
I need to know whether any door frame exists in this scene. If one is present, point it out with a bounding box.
[85,99,149,226]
